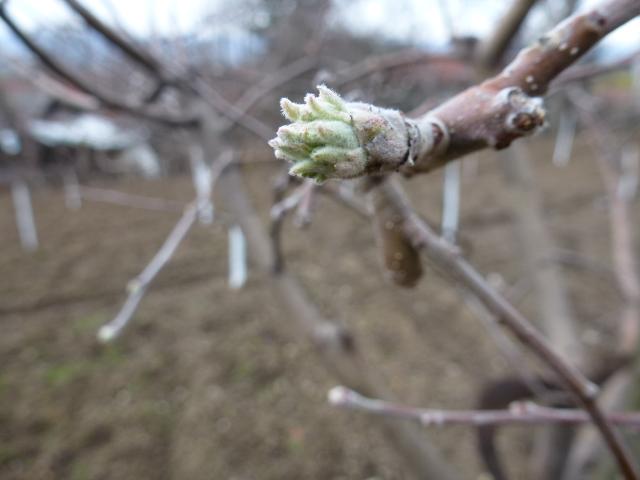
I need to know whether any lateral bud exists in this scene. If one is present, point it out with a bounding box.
[369,182,423,288]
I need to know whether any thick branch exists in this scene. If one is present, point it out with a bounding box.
[483,0,640,95]
[271,0,640,181]
[413,0,640,173]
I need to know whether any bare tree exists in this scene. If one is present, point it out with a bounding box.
[2,0,640,478]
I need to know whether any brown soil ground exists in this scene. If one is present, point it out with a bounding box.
[1,136,638,479]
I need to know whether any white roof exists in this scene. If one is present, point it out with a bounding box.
[29,114,140,150]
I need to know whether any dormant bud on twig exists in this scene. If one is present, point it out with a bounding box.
[269,85,410,183]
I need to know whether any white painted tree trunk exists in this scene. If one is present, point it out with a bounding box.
[188,143,213,224]
[442,160,460,243]
[228,225,247,290]
[11,180,38,252]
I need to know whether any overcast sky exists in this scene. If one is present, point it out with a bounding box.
[1,0,638,58]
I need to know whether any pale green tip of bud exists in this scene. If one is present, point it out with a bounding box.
[280,98,301,122]
[270,85,367,183]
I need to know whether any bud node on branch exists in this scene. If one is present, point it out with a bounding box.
[500,87,546,144]
[407,115,449,165]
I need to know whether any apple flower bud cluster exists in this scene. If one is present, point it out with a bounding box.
[269,85,409,183]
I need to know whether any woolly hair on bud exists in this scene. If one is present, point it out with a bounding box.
[269,85,411,183]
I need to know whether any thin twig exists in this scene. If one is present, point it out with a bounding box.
[98,202,198,342]
[269,182,311,273]
[329,386,640,429]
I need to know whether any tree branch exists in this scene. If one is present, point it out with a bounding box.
[329,385,640,429]
[562,93,640,478]
[375,179,639,479]
[271,0,640,181]
[97,202,198,342]
[62,0,164,77]
[0,2,198,127]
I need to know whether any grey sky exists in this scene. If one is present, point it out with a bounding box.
[2,0,639,57]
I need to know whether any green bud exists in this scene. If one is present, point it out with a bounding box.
[273,144,309,163]
[317,85,344,109]
[290,159,332,183]
[310,146,349,165]
[280,98,302,122]
[269,85,409,183]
